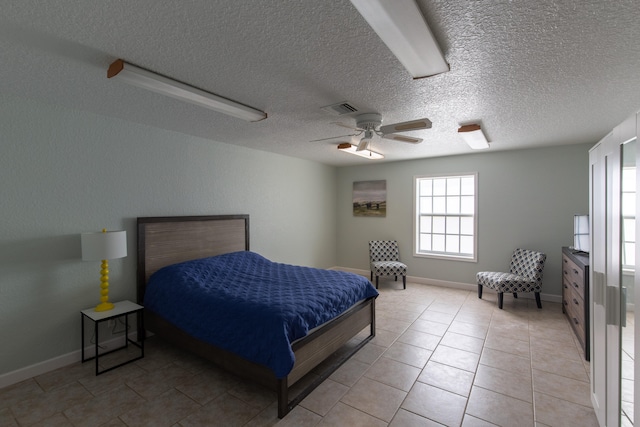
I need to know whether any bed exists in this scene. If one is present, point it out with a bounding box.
[137,215,377,418]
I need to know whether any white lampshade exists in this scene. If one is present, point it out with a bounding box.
[81,230,127,261]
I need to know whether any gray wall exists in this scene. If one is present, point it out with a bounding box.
[335,144,592,296]
[0,94,337,375]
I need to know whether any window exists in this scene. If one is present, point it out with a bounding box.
[622,166,636,270]
[414,173,477,261]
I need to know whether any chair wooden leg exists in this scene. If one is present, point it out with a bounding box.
[402,276,406,289]
[498,292,504,309]
[370,271,373,281]
[478,284,483,299]
[535,292,542,309]
[513,292,518,298]
[394,275,398,281]
[375,276,379,289]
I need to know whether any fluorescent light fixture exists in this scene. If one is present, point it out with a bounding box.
[350,0,449,79]
[458,124,489,149]
[107,59,267,122]
[337,143,384,159]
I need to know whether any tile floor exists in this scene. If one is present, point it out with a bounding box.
[0,281,600,426]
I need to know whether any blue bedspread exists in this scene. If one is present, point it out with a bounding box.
[143,251,378,378]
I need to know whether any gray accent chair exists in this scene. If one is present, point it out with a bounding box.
[369,240,407,289]
[477,248,546,309]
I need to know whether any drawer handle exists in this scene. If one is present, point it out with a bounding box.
[573,269,579,275]
[564,284,568,289]
[564,300,568,306]
[573,282,579,289]
[573,298,579,305]
[573,317,579,325]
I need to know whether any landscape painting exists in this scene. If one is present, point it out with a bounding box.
[353,180,386,217]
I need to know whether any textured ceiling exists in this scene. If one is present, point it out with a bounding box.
[1,0,639,166]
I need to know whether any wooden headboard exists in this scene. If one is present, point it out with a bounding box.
[136,215,250,303]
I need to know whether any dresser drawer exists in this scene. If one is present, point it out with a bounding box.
[563,255,585,300]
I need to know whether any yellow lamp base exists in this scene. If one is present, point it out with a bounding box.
[95,301,115,312]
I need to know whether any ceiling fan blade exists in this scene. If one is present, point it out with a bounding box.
[309,133,357,142]
[331,121,361,131]
[382,133,423,144]
[379,118,432,135]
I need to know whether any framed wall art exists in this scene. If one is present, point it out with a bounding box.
[353,180,386,217]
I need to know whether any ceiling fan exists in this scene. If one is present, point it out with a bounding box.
[311,113,432,151]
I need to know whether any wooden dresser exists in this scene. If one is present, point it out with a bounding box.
[562,247,590,360]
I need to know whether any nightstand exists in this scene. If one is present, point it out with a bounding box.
[81,300,144,375]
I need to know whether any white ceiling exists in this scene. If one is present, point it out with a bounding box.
[1,0,639,166]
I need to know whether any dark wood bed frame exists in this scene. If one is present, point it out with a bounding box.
[136,214,376,418]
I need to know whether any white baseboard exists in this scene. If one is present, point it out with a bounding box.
[0,332,140,390]
[332,266,561,303]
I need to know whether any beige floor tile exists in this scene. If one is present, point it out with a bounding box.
[0,379,44,410]
[397,329,442,350]
[329,357,370,387]
[34,361,95,392]
[409,319,450,336]
[377,316,412,334]
[365,356,421,391]
[479,347,532,375]
[529,336,582,362]
[430,345,480,372]
[340,377,407,422]
[420,309,456,325]
[383,308,422,323]
[530,350,589,382]
[418,360,475,397]
[455,312,493,328]
[473,364,533,403]
[119,388,200,427]
[462,414,499,426]
[179,392,261,427]
[427,301,463,315]
[317,402,387,427]
[63,384,144,427]
[440,331,485,354]
[300,379,349,416]
[448,320,489,339]
[390,408,444,426]
[275,405,322,426]
[532,369,591,408]
[371,328,402,348]
[125,362,194,400]
[175,366,234,405]
[466,386,534,427]
[534,392,598,427]
[11,382,93,426]
[383,341,432,368]
[30,412,74,426]
[402,382,467,426]
[353,342,386,365]
[484,333,531,358]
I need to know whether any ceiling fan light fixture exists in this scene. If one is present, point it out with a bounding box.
[349,0,449,79]
[107,59,267,122]
[338,143,384,160]
[458,124,489,149]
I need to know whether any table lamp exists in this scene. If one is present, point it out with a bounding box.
[81,229,127,312]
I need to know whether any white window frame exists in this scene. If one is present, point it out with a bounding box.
[413,172,478,262]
